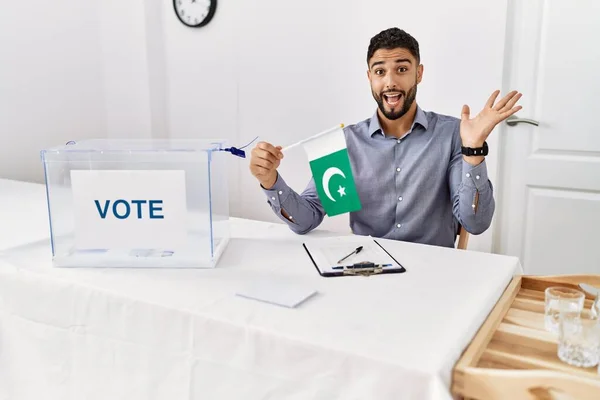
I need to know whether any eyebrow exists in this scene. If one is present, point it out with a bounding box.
[370,58,413,69]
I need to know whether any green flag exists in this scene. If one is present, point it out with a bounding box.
[302,126,362,216]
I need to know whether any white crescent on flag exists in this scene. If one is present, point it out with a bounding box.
[322,167,346,202]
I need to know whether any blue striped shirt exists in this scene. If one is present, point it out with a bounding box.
[262,106,494,248]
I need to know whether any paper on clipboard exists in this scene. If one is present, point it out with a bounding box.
[302,236,404,276]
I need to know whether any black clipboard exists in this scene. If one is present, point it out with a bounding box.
[302,239,407,277]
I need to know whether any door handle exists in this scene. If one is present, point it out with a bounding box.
[506,116,539,126]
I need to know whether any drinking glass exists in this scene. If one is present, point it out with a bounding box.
[544,286,585,334]
[558,315,600,368]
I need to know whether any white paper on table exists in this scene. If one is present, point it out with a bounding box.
[236,278,318,308]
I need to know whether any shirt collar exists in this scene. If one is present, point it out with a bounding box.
[368,105,429,137]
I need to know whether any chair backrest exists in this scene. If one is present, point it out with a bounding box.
[456,192,479,250]
[457,225,470,250]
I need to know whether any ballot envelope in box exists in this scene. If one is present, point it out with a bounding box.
[40,139,230,268]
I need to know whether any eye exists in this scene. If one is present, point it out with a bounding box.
[375,69,384,76]
[398,67,408,73]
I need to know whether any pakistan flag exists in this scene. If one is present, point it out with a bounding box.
[302,125,362,217]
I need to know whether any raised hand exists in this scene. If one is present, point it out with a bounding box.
[460,90,523,148]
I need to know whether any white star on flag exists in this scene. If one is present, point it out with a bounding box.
[337,185,346,197]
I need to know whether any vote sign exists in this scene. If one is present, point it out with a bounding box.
[71,170,187,250]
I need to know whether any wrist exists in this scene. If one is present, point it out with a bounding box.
[461,139,485,148]
[463,155,484,166]
[260,172,278,190]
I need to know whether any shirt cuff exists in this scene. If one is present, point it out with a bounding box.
[261,173,292,209]
[461,159,489,191]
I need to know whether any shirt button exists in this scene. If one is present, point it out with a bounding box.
[396,167,401,172]
[271,197,276,200]
[397,139,401,144]
[396,223,402,228]
[466,173,471,178]
[278,190,283,195]
[475,175,480,180]
[398,197,403,201]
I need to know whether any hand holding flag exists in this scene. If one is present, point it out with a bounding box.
[249,124,361,217]
[249,142,283,189]
[286,124,361,217]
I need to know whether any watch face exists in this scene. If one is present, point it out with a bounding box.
[173,0,217,28]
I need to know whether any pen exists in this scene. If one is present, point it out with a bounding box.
[337,246,363,264]
[332,263,393,270]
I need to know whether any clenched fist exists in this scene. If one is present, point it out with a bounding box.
[249,142,284,189]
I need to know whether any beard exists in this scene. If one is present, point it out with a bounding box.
[372,82,418,121]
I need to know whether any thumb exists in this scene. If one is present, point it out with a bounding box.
[461,105,470,122]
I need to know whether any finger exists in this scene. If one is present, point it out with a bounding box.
[461,105,470,122]
[252,146,277,162]
[249,163,261,176]
[252,157,277,170]
[252,165,272,177]
[251,150,276,167]
[257,142,283,159]
[485,90,501,109]
[499,105,523,120]
[499,92,522,113]
[253,149,278,165]
[493,90,518,111]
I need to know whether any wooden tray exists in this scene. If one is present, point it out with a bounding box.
[452,274,600,400]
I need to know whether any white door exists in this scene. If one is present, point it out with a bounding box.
[495,0,600,275]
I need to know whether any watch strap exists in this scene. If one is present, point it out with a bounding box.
[461,141,488,156]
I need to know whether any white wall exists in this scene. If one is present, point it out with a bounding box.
[163,0,509,252]
[0,0,159,184]
[0,0,107,183]
[98,0,155,140]
[162,0,240,212]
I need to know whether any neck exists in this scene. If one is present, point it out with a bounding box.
[378,102,418,138]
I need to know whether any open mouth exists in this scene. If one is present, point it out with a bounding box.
[383,92,403,107]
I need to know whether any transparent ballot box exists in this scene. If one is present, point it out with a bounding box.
[40,139,230,268]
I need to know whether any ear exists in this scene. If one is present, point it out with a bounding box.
[417,64,424,84]
[367,69,371,81]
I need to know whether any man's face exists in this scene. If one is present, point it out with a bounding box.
[367,48,423,121]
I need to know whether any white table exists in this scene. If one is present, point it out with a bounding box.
[0,179,51,251]
[0,179,523,400]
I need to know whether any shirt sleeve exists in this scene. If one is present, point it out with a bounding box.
[261,173,325,234]
[448,127,495,235]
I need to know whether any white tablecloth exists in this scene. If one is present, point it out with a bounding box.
[0,179,523,400]
[0,179,51,252]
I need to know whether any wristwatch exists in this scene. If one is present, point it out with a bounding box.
[461,141,488,156]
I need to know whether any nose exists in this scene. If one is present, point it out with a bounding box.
[383,74,396,90]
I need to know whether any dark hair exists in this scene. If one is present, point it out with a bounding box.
[367,28,420,65]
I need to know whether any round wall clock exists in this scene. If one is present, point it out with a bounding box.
[173,0,217,28]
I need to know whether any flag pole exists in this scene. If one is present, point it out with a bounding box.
[281,123,345,153]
